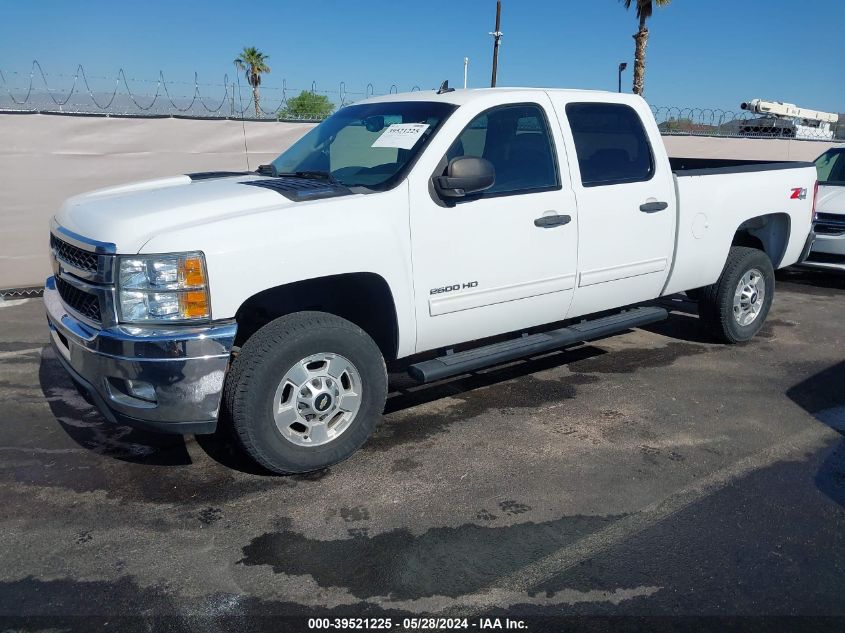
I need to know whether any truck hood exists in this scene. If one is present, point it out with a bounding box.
[54,173,353,253]
[817,184,845,215]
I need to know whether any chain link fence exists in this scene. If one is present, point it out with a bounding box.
[0,61,423,121]
[2,62,842,137]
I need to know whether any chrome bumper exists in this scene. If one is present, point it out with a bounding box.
[798,229,845,271]
[45,276,237,435]
[811,232,845,256]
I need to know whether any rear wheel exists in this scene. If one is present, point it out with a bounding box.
[698,246,775,343]
[224,311,387,474]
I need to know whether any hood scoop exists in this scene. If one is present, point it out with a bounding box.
[241,177,352,202]
[187,171,252,181]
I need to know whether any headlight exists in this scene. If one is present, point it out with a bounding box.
[117,252,210,323]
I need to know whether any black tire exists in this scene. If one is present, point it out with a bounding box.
[223,311,387,474]
[698,246,775,344]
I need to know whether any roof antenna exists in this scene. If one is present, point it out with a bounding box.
[437,80,455,95]
[234,63,251,171]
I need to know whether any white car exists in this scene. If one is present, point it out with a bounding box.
[45,87,817,473]
[802,145,845,271]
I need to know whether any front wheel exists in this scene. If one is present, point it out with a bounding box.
[223,312,387,474]
[698,246,775,343]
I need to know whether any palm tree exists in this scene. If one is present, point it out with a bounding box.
[622,0,671,96]
[234,47,271,118]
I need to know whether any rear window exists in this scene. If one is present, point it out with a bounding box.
[566,103,655,187]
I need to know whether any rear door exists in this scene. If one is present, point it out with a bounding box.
[408,95,580,353]
[549,97,676,317]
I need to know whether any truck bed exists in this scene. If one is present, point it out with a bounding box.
[670,157,815,175]
[662,158,817,297]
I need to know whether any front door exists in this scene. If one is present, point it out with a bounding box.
[409,97,579,353]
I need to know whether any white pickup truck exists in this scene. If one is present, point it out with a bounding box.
[802,144,845,271]
[45,88,817,473]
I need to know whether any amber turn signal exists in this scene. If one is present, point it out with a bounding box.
[180,256,207,288]
[180,291,209,319]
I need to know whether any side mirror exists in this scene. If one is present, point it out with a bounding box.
[434,157,495,198]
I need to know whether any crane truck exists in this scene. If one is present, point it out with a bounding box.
[739,99,840,140]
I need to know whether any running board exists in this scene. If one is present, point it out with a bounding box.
[407,306,668,383]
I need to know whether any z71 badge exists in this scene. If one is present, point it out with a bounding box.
[790,187,808,200]
[430,281,478,295]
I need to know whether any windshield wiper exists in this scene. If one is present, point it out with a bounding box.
[275,170,340,185]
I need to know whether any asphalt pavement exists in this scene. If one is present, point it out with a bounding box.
[0,270,843,632]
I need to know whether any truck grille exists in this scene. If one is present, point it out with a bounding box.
[50,234,100,273]
[55,276,102,323]
[814,213,845,236]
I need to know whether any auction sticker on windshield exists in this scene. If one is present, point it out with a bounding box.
[371,123,430,150]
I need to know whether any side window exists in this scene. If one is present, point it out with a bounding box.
[446,104,559,195]
[565,103,655,187]
[831,154,845,183]
[815,149,845,183]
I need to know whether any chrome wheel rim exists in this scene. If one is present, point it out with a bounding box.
[733,268,766,327]
[272,353,362,447]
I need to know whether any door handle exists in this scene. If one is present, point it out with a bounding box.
[534,214,572,228]
[640,201,669,213]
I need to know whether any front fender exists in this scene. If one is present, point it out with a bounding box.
[139,185,417,358]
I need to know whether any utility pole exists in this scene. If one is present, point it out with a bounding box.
[464,57,469,89]
[489,0,503,87]
[617,62,628,93]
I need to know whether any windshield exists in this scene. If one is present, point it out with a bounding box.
[271,101,457,190]
[815,148,845,185]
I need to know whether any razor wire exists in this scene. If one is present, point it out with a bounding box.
[0,60,425,121]
[2,62,840,137]
[651,105,844,141]
[0,286,43,299]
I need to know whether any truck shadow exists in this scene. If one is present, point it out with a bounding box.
[786,360,845,508]
[641,295,715,344]
[384,344,607,414]
[778,268,845,293]
[193,415,279,476]
[38,345,279,475]
[38,346,193,466]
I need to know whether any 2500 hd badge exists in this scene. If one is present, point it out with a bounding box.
[430,281,479,295]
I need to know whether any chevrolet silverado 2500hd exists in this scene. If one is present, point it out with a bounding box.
[801,144,845,271]
[45,88,818,473]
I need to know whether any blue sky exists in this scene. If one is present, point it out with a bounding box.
[1,0,842,113]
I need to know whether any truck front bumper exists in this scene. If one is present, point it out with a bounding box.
[45,276,237,435]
